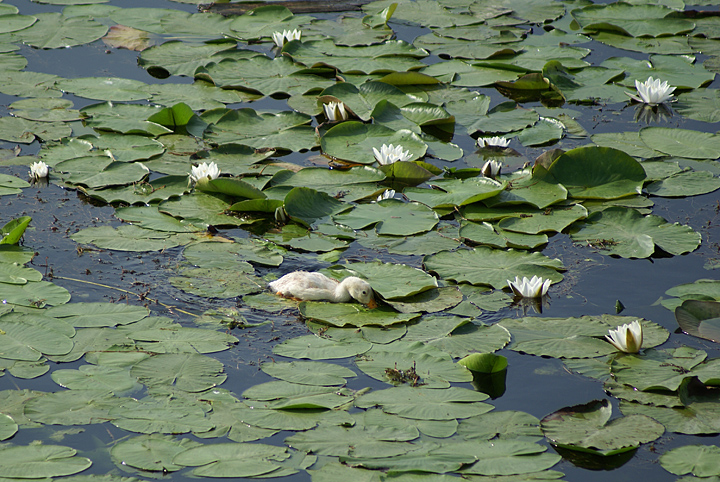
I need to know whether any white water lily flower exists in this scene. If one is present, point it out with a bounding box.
[481,159,502,178]
[477,136,510,148]
[507,275,551,298]
[626,77,675,106]
[29,161,49,180]
[322,101,349,122]
[373,144,412,165]
[376,189,395,202]
[606,320,643,354]
[189,161,220,183]
[272,29,301,48]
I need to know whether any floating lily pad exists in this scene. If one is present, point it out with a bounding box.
[355,385,491,420]
[612,347,719,392]
[620,384,720,435]
[24,389,119,425]
[571,3,694,37]
[547,146,646,199]
[424,247,564,290]
[15,12,108,48]
[675,300,720,343]
[645,170,720,198]
[173,442,288,478]
[71,225,197,252]
[333,200,438,236]
[321,122,426,165]
[110,396,214,434]
[660,445,720,477]
[0,413,18,440]
[272,334,372,360]
[130,353,226,392]
[640,127,720,160]
[541,399,664,456]
[0,444,92,478]
[403,315,510,358]
[0,319,73,361]
[284,187,349,226]
[405,177,505,208]
[169,268,265,298]
[570,207,700,258]
[110,434,201,472]
[128,326,239,354]
[299,301,420,327]
[52,365,139,393]
[261,360,356,386]
[45,302,148,327]
[183,238,282,268]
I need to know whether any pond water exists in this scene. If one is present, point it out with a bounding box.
[1,0,720,481]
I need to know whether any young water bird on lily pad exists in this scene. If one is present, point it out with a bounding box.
[269,271,377,308]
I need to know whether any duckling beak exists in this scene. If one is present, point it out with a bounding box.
[366,299,378,309]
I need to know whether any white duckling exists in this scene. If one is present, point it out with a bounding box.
[269,271,377,308]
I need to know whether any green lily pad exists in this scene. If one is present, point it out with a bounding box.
[111,434,201,472]
[45,302,149,327]
[0,444,92,478]
[424,247,564,290]
[51,365,139,393]
[0,413,18,440]
[355,385,491,420]
[500,315,667,359]
[620,384,720,435]
[169,268,265,298]
[660,445,720,477]
[139,39,241,77]
[284,187,349,226]
[498,204,588,235]
[541,399,664,456]
[646,170,720,198]
[204,108,316,151]
[272,334,372,360]
[130,353,227,392]
[569,207,700,258]
[675,300,720,343]
[333,200,438,236]
[405,177,505,208]
[384,287,463,314]
[0,319,73,361]
[14,12,107,48]
[321,122,426,165]
[173,442,288,478]
[109,396,214,434]
[261,361,356,386]
[403,315,511,358]
[675,89,720,123]
[547,146,646,199]
[128,326,239,354]
[24,389,119,425]
[640,127,720,160]
[183,238,282,268]
[71,225,197,252]
[612,347,720,392]
[571,3,694,37]
[197,55,335,97]
[299,301,420,327]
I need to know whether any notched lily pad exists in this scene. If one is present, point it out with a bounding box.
[541,399,664,456]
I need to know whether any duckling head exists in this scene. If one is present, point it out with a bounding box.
[343,276,377,308]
